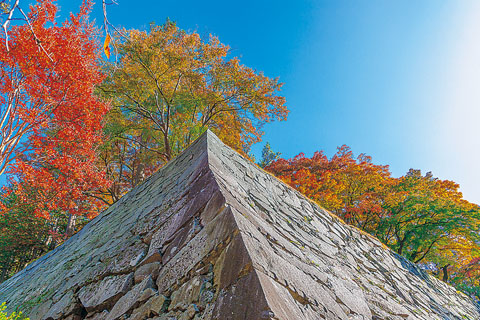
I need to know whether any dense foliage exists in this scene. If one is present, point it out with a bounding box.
[266,146,480,299]
[96,21,288,203]
[0,0,110,217]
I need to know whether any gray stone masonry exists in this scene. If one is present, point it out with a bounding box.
[1,130,479,320]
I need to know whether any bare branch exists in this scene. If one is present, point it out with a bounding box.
[2,0,20,51]
[102,0,118,32]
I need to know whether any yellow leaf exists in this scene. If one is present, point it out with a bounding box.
[104,33,111,59]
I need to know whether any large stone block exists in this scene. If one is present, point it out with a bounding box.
[78,274,134,312]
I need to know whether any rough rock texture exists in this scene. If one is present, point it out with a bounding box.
[1,130,479,320]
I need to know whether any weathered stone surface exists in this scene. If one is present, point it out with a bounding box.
[155,206,237,295]
[127,294,168,320]
[134,262,161,284]
[1,130,479,320]
[43,291,77,320]
[168,276,202,312]
[28,301,52,320]
[85,311,109,320]
[106,276,155,320]
[78,274,133,312]
[148,294,167,316]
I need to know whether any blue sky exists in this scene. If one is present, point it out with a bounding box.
[53,1,480,204]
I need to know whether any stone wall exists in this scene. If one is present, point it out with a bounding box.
[0,131,479,320]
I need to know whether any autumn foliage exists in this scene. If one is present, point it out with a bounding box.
[266,146,480,298]
[97,21,287,203]
[0,0,110,218]
[0,0,110,279]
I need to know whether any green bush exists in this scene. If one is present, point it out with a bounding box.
[0,303,28,320]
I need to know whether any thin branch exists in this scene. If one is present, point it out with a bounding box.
[83,191,112,206]
[102,0,119,34]
[115,135,165,156]
[1,0,20,51]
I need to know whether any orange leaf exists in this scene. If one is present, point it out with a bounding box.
[104,33,111,59]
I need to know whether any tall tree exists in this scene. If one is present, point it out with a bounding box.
[0,0,111,283]
[0,0,110,219]
[98,21,288,202]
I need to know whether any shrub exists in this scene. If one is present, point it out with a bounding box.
[0,303,28,320]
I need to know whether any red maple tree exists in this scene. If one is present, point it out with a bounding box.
[0,0,110,219]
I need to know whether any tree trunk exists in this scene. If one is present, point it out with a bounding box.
[66,213,76,237]
[0,268,7,283]
[442,264,450,282]
[163,132,171,161]
[47,217,59,250]
[133,134,146,186]
[397,239,405,255]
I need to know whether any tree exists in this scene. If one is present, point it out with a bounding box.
[267,145,392,230]
[0,0,110,283]
[0,0,110,219]
[0,0,55,176]
[258,142,281,168]
[376,170,480,265]
[453,256,480,298]
[98,21,288,202]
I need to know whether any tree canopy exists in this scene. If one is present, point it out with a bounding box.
[0,0,110,219]
[97,21,288,203]
[1,0,478,304]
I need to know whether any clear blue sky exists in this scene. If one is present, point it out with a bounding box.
[53,1,479,204]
